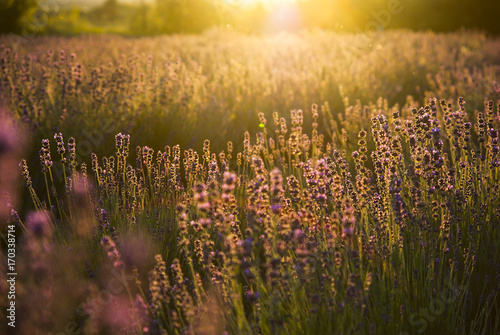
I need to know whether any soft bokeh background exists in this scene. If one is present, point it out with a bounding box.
[1,0,500,36]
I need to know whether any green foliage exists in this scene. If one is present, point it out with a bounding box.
[156,0,221,34]
[0,0,38,34]
[43,8,105,35]
[2,0,500,37]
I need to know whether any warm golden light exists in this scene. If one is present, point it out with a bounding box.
[264,1,302,32]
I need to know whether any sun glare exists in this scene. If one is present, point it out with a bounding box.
[265,2,302,32]
[241,0,297,5]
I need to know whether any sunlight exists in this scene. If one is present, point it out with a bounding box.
[264,1,302,32]
[240,0,297,6]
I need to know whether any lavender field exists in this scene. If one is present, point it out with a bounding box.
[1,30,500,334]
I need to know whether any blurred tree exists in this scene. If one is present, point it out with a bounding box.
[3,0,499,36]
[138,0,147,33]
[129,0,152,35]
[297,0,500,34]
[0,0,38,34]
[156,0,220,34]
[89,0,120,23]
[102,0,119,21]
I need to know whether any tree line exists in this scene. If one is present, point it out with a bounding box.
[1,0,499,35]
